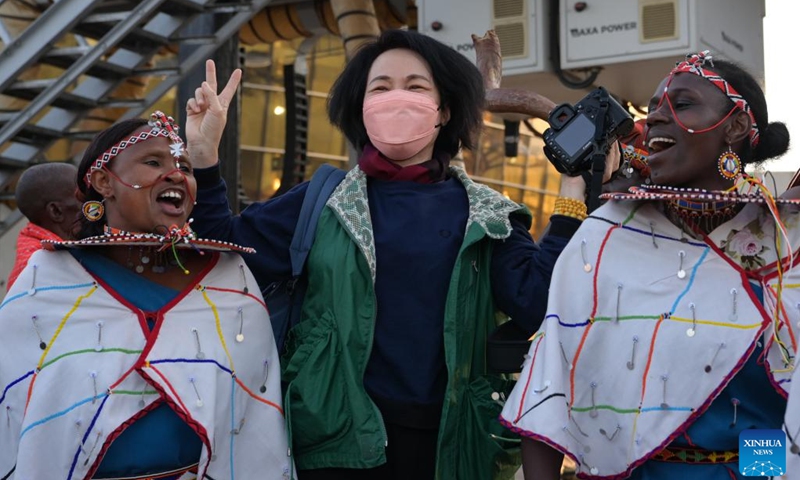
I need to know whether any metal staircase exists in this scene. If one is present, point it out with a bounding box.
[0,0,273,195]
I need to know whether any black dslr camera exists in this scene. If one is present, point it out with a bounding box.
[543,87,633,176]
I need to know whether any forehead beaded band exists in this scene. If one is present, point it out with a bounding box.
[661,51,759,148]
[85,111,186,186]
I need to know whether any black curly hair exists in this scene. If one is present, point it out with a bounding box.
[710,59,790,165]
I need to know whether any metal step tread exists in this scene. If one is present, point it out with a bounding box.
[89,0,211,15]
[71,24,171,50]
[0,159,32,170]
[68,130,103,141]
[0,121,63,144]
[133,65,181,76]
[4,80,98,109]
[40,47,133,78]
[98,98,146,108]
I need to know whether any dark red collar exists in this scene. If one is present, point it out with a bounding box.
[358,144,449,184]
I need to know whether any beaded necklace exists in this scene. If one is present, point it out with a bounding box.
[602,184,800,206]
[664,198,743,235]
[602,184,800,237]
[43,222,255,275]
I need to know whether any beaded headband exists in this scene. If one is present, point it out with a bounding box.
[85,111,186,186]
[669,51,760,147]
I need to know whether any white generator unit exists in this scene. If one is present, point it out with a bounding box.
[562,0,763,71]
[416,0,765,108]
[417,0,550,75]
[558,0,765,105]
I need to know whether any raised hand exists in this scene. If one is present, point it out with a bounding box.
[558,141,622,202]
[185,59,242,168]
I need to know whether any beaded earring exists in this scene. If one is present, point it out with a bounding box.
[717,145,742,181]
[82,199,105,222]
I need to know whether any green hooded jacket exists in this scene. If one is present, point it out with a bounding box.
[282,166,529,480]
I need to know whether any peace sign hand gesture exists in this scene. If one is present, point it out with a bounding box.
[185,59,242,168]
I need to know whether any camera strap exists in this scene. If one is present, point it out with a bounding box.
[587,92,611,213]
[588,150,605,213]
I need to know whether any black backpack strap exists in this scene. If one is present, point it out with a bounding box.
[267,165,346,353]
[289,164,346,279]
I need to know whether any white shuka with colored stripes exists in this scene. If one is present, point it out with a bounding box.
[0,249,293,480]
[501,200,800,479]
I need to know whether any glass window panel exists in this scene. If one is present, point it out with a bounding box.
[471,126,506,180]
[307,35,346,93]
[266,91,287,150]
[240,149,283,200]
[304,155,348,181]
[240,149,264,200]
[240,88,269,147]
[242,44,275,86]
[307,96,346,160]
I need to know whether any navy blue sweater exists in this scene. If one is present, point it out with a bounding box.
[192,166,579,426]
[363,177,467,426]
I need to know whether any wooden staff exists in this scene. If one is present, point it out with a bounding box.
[472,30,555,121]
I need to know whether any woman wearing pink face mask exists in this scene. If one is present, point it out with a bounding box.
[189,30,594,480]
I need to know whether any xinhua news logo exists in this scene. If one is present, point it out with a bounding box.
[739,429,786,477]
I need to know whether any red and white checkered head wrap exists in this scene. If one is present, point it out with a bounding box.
[670,50,760,148]
[85,111,186,186]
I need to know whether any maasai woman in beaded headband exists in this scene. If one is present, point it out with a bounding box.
[80,111,190,224]
[503,51,799,480]
[0,73,293,478]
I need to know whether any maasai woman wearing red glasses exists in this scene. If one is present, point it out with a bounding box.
[503,51,799,480]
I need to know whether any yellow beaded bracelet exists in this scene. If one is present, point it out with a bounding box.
[554,196,588,221]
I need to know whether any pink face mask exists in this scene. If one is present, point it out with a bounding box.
[362,89,441,161]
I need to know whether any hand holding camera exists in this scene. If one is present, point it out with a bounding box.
[543,87,633,177]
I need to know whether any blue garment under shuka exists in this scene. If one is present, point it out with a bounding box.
[628,283,785,480]
[70,249,202,478]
